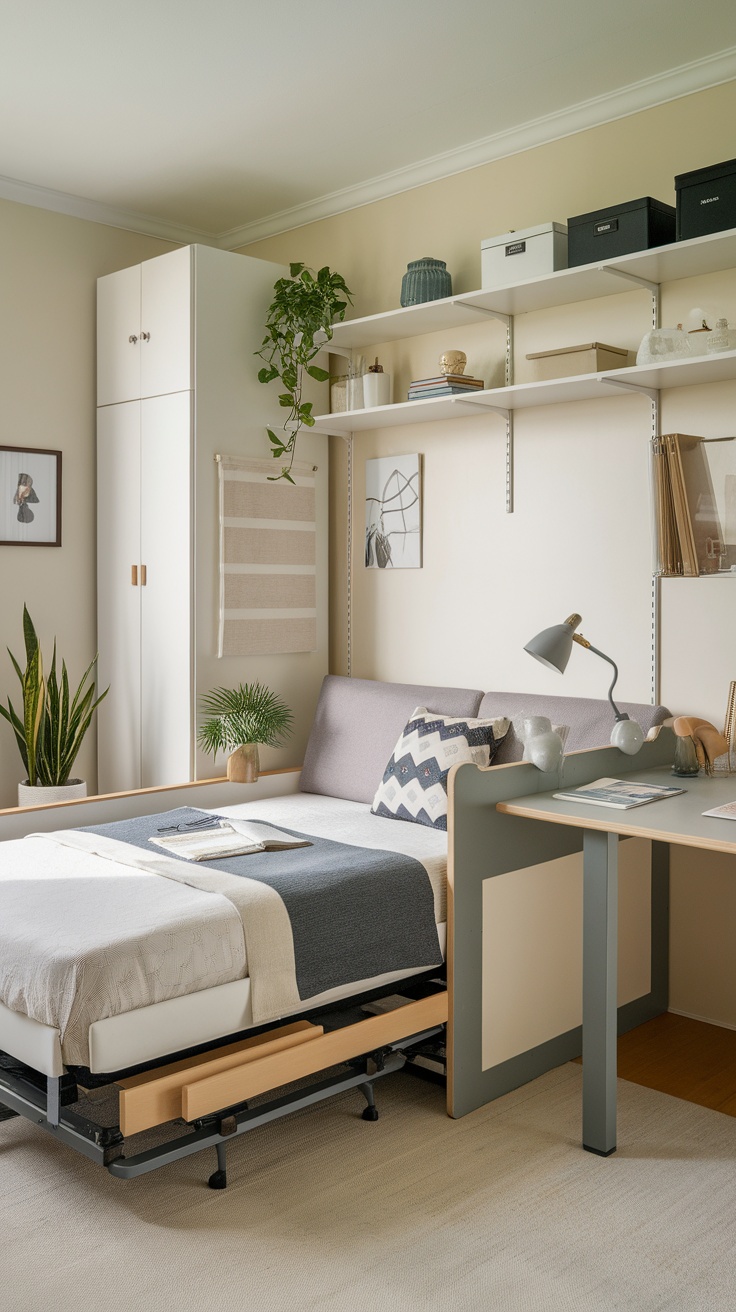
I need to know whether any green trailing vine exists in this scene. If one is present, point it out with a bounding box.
[256,262,352,482]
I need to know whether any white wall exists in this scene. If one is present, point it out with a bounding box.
[0,199,177,808]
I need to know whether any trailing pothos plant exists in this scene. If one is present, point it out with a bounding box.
[0,606,108,787]
[256,262,352,482]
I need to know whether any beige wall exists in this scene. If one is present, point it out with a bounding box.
[242,80,736,1032]
[0,199,176,807]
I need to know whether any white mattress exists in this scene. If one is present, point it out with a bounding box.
[0,794,448,1075]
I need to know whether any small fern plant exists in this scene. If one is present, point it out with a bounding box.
[197,682,293,759]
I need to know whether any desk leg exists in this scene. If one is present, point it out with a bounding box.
[582,830,618,1156]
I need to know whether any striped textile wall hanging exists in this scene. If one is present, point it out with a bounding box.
[217,455,317,657]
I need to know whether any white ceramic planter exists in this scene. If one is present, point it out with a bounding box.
[18,779,87,807]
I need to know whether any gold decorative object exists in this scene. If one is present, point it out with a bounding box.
[438,350,467,376]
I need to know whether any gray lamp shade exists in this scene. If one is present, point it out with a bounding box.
[524,622,575,674]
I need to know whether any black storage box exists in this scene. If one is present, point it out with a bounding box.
[675,158,736,241]
[567,197,676,267]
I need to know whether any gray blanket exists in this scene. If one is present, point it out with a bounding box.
[82,807,442,1001]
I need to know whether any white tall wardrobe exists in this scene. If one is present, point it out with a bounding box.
[96,244,329,793]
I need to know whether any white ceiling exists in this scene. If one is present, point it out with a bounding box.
[1,1,736,245]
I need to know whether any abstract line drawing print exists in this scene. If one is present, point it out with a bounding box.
[365,454,422,569]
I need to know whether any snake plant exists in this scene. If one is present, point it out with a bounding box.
[0,606,108,787]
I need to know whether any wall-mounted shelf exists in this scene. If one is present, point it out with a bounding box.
[313,349,736,434]
[327,226,736,350]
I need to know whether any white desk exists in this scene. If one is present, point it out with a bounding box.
[497,764,736,1154]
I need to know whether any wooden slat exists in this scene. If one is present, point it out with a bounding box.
[119,1020,321,1135]
[0,764,302,816]
[182,991,448,1122]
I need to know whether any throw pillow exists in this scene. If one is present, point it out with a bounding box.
[371,706,510,831]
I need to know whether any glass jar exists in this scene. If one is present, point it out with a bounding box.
[706,318,732,354]
[672,734,700,777]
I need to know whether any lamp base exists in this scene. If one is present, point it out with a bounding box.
[610,718,644,755]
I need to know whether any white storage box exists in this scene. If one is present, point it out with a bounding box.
[481,222,568,289]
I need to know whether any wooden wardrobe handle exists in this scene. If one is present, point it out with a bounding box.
[131,565,138,586]
[141,564,147,586]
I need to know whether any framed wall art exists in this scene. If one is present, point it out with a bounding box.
[365,453,422,569]
[0,446,62,547]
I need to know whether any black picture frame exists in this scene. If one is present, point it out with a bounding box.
[0,445,62,547]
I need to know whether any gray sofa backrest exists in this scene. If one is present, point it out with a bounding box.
[478,690,670,764]
[300,676,484,803]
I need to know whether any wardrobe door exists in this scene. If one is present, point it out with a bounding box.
[139,246,192,401]
[139,391,193,787]
[97,401,142,792]
[97,264,142,406]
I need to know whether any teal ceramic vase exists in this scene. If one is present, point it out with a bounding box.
[400,258,452,307]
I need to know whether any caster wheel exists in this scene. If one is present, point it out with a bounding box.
[208,1169,228,1190]
[361,1105,379,1122]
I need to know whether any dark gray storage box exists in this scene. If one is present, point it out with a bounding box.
[675,158,736,241]
[567,197,676,267]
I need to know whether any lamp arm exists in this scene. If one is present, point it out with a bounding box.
[586,644,627,721]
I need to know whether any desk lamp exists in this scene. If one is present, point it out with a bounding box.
[524,613,644,755]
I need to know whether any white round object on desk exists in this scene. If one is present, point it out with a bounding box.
[610,719,644,755]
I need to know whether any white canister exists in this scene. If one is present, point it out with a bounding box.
[362,371,392,407]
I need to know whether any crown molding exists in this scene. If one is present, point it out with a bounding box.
[0,172,219,247]
[222,46,736,249]
[2,47,735,250]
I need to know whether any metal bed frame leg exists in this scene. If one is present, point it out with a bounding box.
[208,1141,228,1190]
[47,1077,61,1128]
[0,1100,19,1121]
[359,1081,379,1122]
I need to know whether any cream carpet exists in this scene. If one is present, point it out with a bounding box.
[2,1063,736,1312]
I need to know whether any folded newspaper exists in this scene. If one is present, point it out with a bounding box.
[149,819,311,861]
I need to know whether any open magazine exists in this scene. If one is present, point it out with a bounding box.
[149,819,311,861]
[552,778,685,810]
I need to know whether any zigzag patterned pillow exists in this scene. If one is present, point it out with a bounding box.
[371,706,510,831]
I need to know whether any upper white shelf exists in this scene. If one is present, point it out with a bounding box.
[328,226,736,350]
[312,349,736,433]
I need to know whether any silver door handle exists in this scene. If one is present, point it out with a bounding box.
[140,331,151,342]
[128,334,138,344]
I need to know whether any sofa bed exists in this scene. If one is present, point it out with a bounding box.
[0,675,670,1187]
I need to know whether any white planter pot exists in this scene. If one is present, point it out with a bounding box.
[18,779,87,807]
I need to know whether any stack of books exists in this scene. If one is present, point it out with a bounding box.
[407,373,485,400]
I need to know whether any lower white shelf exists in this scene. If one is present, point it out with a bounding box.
[312,349,736,434]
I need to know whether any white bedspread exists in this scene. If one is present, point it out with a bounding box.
[0,795,447,1065]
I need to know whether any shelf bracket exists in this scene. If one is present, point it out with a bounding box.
[598,266,660,329]
[452,397,514,513]
[600,376,659,405]
[454,300,511,328]
[454,300,514,386]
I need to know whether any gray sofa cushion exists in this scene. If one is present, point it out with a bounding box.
[477,691,670,764]
[300,676,484,803]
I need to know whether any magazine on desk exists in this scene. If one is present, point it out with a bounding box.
[552,778,686,810]
[702,800,736,821]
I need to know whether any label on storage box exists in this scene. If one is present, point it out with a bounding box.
[595,219,618,235]
[505,241,527,256]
